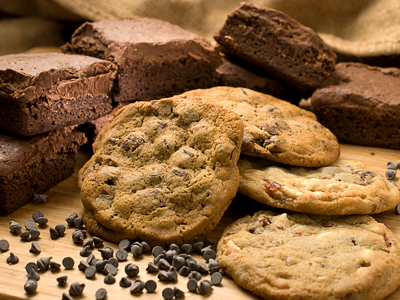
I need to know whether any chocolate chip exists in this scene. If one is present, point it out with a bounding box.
[74,217,84,229]
[0,239,9,251]
[188,271,202,281]
[27,268,40,281]
[80,246,93,257]
[200,245,213,254]
[49,228,59,240]
[9,221,22,234]
[208,258,220,274]
[193,241,204,253]
[154,253,165,264]
[386,169,396,180]
[158,270,169,281]
[20,230,31,242]
[172,256,186,270]
[187,278,198,292]
[99,246,114,259]
[25,219,36,230]
[24,280,37,294]
[118,239,131,250]
[83,238,94,250]
[187,261,199,272]
[103,263,118,276]
[85,266,97,279]
[119,276,131,287]
[6,252,18,264]
[36,217,48,228]
[95,260,107,272]
[178,265,190,276]
[157,258,170,270]
[169,244,180,254]
[131,244,142,258]
[180,243,192,254]
[198,262,209,273]
[93,236,104,248]
[50,261,61,272]
[125,263,140,277]
[62,257,74,269]
[86,253,95,265]
[66,213,78,227]
[198,280,212,295]
[29,241,41,254]
[69,282,85,296]
[204,238,214,247]
[173,287,184,299]
[152,245,164,257]
[162,287,174,300]
[186,255,197,264]
[55,224,66,236]
[62,292,73,300]
[129,281,144,293]
[95,288,107,300]
[144,280,157,293]
[202,249,216,262]
[32,193,48,204]
[211,272,223,285]
[146,262,159,273]
[25,262,38,273]
[116,249,128,261]
[37,256,52,270]
[72,230,84,244]
[57,275,68,286]
[121,135,144,152]
[388,161,397,170]
[104,274,116,285]
[141,241,151,253]
[32,211,44,222]
[29,228,40,240]
[78,260,90,271]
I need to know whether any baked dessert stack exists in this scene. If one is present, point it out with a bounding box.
[0,52,117,214]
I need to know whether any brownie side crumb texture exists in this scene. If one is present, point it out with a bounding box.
[0,127,87,214]
[214,3,336,96]
[0,53,117,137]
[311,62,400,149]
[62,18,222,102]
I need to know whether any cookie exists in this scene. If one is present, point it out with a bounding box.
[78,97,244,245]
[176,87,339,167]
[214,3,336,97]
[238,157,400,215]
[217,210,400,300]
[311,62,400,149]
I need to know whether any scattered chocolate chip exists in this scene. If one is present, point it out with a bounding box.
[130,281,144,293]
[181,243,192,254]
[62,257,75,269]
[78,260,90,271]
[0,239,9,252]
[24,280,37,294]
[144,280,157,293]
[36,217,48,228]
[174,287,185,298]
[187,279,198,292]
[158,270,170,281]
[115,249,128,262]
[91,258,100,266]
[186,255,197,265]
[131,244,142,258]
[204,238,214,248]
[187,261,199,272]
[388,161,397,170]
[178,265,190,277]
[85,266,97,279]
[167,267,178,281]
[208,258,220,274]
[203,249,216,262]
[32,211,44,222]
[200,245,213,255]
[119,277,132,287]
[141,241,151,253]
[69,282,85,296]
[55,224,66,236]
[49,228,59,240]
[165,250,177,262]
[93,236,104,248]
[154,253,165,264]
[103,263,118,276]
[198,262,209,273]
[50,261,61,273]
[27,268,40,281]
[37,256,52,270]
[146,262,159,273]
[29,228,40,240]
[6,252,19,264]
[72,230,85,244]
[20,230,31,242]
[9,221,22,234]
[162,287,174,300]
[108,257,119,268]
[96,288,107,300]
[152,246,164,257]
[57,275,68,286]
[25,262,38,273]
[157,258,170,270]
[125,263,139,277]
[32,193,48,204]
[80,246,92,257]
[66,213,78,227]
[169,244,180,254]
[198,280,212,295]
[83,238,94,250]
[172,256,186,270]
[25,220,36,230]
[62,292,73,300]
[29,241,41,254]
[386,169,397,180]
[211,272,223,285]
[193,241,204,253]
[73,217,84,229]
[99,246,114,260]
[189,271,202,281]
[95,260,107,272]
[118,239,131,250]
[86,253,95,265]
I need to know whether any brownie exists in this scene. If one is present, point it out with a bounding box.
[0,52,117,136]
[61,18,222,102]
[0,127,87,214]
[78,102,129,151]
[216,57,301,103]
[214,3,336,96]
[311,62,400,149]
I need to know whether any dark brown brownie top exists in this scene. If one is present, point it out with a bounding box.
[0,127,86,176]
[0,52,117,92]
[312,62,400,108]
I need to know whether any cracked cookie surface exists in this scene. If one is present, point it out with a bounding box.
[175,87,339,167]
[78,97,244,246]
[217,210,400,300]
[238,157,400,215]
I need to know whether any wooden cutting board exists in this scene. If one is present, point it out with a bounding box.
[1,143,400,300]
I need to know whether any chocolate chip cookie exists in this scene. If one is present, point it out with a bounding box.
[238,157,400,215]
[217,210,400,300]
[176,87,339,167]
[79,97,244,246]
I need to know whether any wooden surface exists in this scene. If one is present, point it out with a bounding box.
[1,144,400,300]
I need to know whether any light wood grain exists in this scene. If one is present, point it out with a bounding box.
[1,144,400,300]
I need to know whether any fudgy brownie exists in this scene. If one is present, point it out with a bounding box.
[0,52,117,136]
[61,18,222,102]
[311,62,400,149]
[214,3,336,96]
[216,57,301,103]
[0,127,86,214]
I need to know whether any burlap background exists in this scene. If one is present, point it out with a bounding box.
[1,0,400,64]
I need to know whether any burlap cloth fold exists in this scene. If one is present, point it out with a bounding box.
[1,0,400,63]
